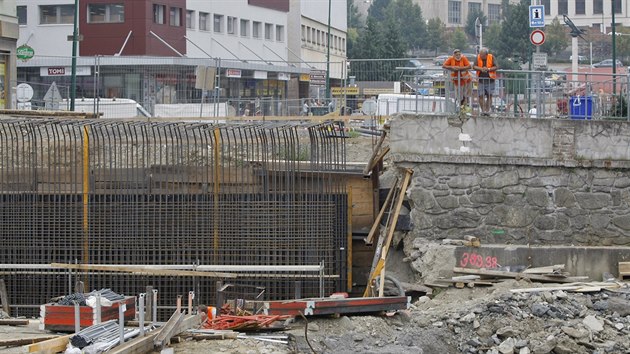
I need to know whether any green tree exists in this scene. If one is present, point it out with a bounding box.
[347,0,363,59]
[615,28,630,63]
[385,0,426,51]
[465,9,487,40]
[450,28,469,51]
[426,18,446,55]
[367,0,392,21]
[382,13,407,58]
[494,0,530,64]
[541,17,568,57]
[352,17,385,59]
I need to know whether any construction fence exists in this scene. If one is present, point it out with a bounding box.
[0,118,349,318]
[13,55,630,120]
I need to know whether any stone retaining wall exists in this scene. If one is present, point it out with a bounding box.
[390,115,630,246]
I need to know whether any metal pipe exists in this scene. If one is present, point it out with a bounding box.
[138,293,145,336]
[118,303,125,345]
[152,289,158,324]
[74,301,81,334]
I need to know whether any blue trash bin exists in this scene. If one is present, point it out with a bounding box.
[569,96,593,120]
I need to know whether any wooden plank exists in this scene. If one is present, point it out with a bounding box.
[619,262,630,276]
[0,319,29,326]
[50,263,237,279]
[362,131,387,176]
[0,336,57,348]
[522,264,565,274]
[364,177,398,245]
[453,267,579,283]
[109,314,201,354]
[154,310,185,349]
[27,334,72,354]
[0,279,9,315]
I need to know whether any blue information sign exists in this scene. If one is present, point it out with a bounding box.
[529,5,545,28]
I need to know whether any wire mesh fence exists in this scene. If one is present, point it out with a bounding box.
[0,119,348,319]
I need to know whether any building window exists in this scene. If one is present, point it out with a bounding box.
[253,21,261,38]
[240,19,249,37]
[88,4,125,23]
[276,25,284,41]
[214,14,223,33]
[199,12,209,31]
[448,1,461,24]
[342,38,345,53]
[169,7,181,26]
[186,10,195,29]
[468,2,481,14]
[17,6,27,25]
[40,5,75,24]
[594,0,603,14]
[542,0,550,15]
[265,23,274,41]
[227,16,237,34]
[614,0,622,14]
[301,25,306,41]
[488,4,501,24]
[153,4,165,24]
[575,0,585,15]
[558,0,568,15]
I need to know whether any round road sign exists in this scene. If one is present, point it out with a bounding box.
[16,83,34,103]
[530,29,545,46]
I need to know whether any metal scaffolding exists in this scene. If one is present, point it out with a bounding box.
[0,118,348,318]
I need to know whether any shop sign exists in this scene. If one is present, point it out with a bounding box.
[331,87,359,95]
[277,72,290,81]
[226,69,242,78]
[309,69,326,86]
[363,88,395,95]
[40,66,91,77]
[299,74,310,82]
[16,45,35,61]
[254,71,267,79]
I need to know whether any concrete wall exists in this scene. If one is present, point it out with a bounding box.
[390,115,630,246]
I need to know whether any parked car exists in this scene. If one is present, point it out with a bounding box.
[569,55,587,63]
[593,59,623,68]
[433,55,450,66]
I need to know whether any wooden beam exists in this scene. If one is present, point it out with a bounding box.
[364,177,398,245]
[0,336,57,348]
[522,264,565,274]
[154,310,185,350]
[0,319,29,326]
[108,314,201,354]
[50,263,237,279]
[362,131,387,176]
[452,267,580,283]
[27,334,72,353]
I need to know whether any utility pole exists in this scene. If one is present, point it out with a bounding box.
[612,0,617,96]
[325,0,331,101]
[70,0,79,111]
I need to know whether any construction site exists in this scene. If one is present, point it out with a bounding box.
[0,111,629,354]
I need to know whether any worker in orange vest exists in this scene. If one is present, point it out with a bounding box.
[443,49,472,111]
[473,48,498,116]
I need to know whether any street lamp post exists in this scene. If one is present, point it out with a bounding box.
[70,0,79,110]
[325,0,331,101]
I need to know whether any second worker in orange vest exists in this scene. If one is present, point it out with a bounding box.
[473,48,498,116]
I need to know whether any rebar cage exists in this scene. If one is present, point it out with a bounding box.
[0,118,348,318]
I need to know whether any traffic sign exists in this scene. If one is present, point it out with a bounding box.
[529,5,545,28]
[532,53,548,69]
[530,29,546,46]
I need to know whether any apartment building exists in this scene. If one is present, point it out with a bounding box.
[0,0,18,109]
[540,0,630,30]
[417,0,518,27]
[15,0,347,113]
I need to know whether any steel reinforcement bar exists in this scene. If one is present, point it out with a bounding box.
[0,118,348,318]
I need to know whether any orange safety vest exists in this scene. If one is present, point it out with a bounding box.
[476,54,497,80]
[444,56,471,83]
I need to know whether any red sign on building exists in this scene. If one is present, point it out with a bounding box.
[48,67,66,76]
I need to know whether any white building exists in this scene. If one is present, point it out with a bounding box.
[539,0,630,31]
[417,0,518,27]
[0,0,18,109]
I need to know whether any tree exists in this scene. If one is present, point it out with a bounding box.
[385,0,426,52]
[348,0,362,28]
[450,29,469,51]
[367,0,392,22]
[352,17,386,59]
[381,13,407,58]
[426,18,446,55]
[465,9,487,40]
[541,17,568,57]
[494,0,530,64]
